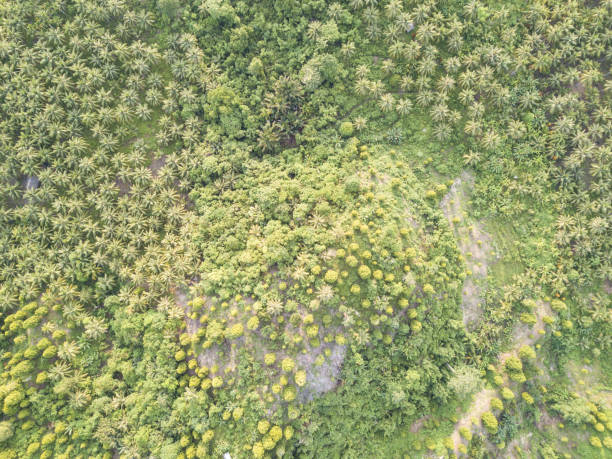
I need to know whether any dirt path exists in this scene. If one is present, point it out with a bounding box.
[440,171,493,330]
[498,300,551,365]
[451,388,497,453]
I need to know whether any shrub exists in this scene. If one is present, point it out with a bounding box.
[283,386,297,402]
[490,398,504,411]
[26,442,40,455]
[339,121,354,137]
[550,299,567,312]
[269,426,283,442]
[252,442,264,458]
[459,427,472,441]
[504,357,523,372]
[518,345,536,360]
[233,407,243,421]
[422,283,435,294]
[590,436,602,448]
[0,421,13,442]
[448,365,482,399]
[509,371,526,383]
[481,411,498,434]
[306,324,319,338]
[357,265,371,279]
[324,270,338,283]
[264,353,276,365]
[41,433,55,446]
[247,316,259,330]
[227,323,244,339]
[501,388,515,400]
[519,313,537,325]
[521,392,534,404]
[262,435,275,450]
[257,420,270,435]
[295,370,306,387]
[42,345,58,359]
[281,358,295,372]
[522,299,537,309]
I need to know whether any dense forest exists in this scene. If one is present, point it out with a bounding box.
[0,0,610,458]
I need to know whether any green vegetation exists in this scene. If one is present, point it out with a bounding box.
[0,0,610,458]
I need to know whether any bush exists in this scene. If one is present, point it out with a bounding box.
[519,313,537,325]
[339,121,354,137]
[590,436,602,448]
[324,270,338,283]
[295,370,306,387]
[281,358,295,372]
[226,323,244,339]
[551,398,591,425]
[269,426,283,442]
[357,265,371,279]
[448,365,482,399]
[283,386,296,402]
[504,357,523,372]
[509,371,526,383]
[518,345,536,360]
[491,398,504,411]
[252,442,264,458]
[459,427,472,441]
[247,316,259,330]
[0,421,13,442]
[550,299,567,312]
[521,392,534,404]
[481,411,498,434]
[501,388,515,400]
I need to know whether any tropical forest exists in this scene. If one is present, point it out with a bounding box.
[0,0,610,458]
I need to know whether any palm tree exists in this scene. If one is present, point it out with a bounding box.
[396,98,412,115]
[378,93,395,112]
[355,64,370,79]
[416,89,434,107]
[463,150,481,166]
[306,21,322,41]
[437,75,455,95]
[328,3,345,20]
[257,121,280,154]
[341,42,356,58]
[481,129,502,151]
[430,103,449,122]
[385,0,402,18]
[369,80,385,97]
